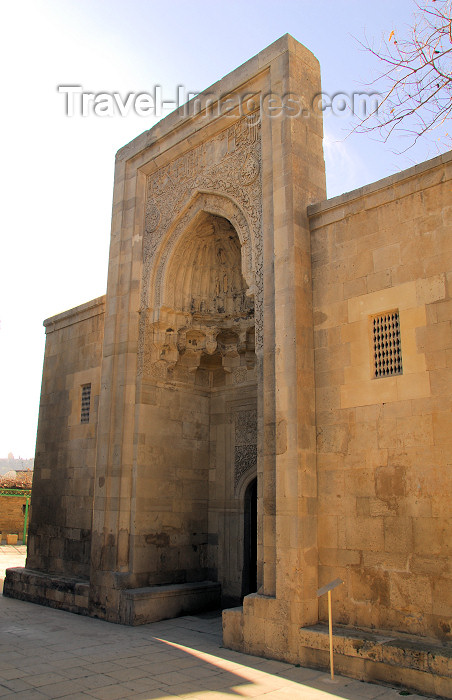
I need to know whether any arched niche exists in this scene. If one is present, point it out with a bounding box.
[163,213,249,317]
[142,209,255,387]
[145,190,256,314]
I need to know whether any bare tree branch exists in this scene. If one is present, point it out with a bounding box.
[354,0,452,151]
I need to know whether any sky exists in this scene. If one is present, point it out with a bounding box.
[0,0,449,458]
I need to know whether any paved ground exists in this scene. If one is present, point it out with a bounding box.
[0,547,432,699]
[0,544,27,583]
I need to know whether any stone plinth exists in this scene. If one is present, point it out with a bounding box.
[4,567,89,615]
[118,581,221,625]
[298,624,452,699]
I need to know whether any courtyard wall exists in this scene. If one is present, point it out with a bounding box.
[310,151,452,640]
[0,497,30,538]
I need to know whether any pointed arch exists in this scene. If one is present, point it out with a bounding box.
[146,190,255,313]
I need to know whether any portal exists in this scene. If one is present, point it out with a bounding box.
[135,212,257,606]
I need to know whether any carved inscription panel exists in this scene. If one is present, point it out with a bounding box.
[234,408,257,490]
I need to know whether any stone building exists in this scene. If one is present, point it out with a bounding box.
[5,36,451,696]
[0,471,33,540]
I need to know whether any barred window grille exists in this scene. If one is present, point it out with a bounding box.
[372,311,402,378]
[80,384,91,423]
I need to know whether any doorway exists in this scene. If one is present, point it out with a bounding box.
[242,477,257,597]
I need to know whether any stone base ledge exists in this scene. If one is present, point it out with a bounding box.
[3,567,89,615]
[3,569,221,627]
[222,605,244,649]
[119,581,221,625]
[299,623,452,699]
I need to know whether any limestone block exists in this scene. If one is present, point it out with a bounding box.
[389,571,432,614]
[396,414,434,447]
[367,269,392,293]
[413,517,451,556]
[384,517,413,553]
[345,518,384,551]
[372,243,401,273]
[297,623,452,697]
[344,470,376,497]
[222,606,244,649]
[416,274,446,305]
[430,367,452,396]
[433,578,452,618]
[119,581,221,625]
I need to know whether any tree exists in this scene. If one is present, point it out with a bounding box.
[356,0,452,150]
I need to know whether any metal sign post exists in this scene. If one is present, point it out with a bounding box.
[317,577,343,680]
[23,495,30,544]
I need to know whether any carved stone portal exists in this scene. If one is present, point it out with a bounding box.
[140,112,263,358]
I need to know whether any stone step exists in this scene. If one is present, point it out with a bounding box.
[119,580,222,625]
[3,566,89,614]
[299,623,452,698]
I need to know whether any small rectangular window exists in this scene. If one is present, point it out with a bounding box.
[372,311,402,378]
[80,384,91,423]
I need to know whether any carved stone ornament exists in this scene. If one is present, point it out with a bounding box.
[138,111,263,377]
[240,154,260,185]
[234,445,258,490]
[234,408,257,489]
[233,366,248,385]
[145,203,161,233]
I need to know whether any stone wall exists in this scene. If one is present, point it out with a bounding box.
[26,297,105,579]
[309,152,452,640]
[129,382,211,589]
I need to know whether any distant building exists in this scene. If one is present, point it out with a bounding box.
[0,458,34,476]
[0,470,32,539]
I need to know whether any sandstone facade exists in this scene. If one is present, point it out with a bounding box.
[4,35,451,697]
[311,159,452,641]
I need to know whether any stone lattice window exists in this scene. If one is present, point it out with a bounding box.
[80,384,91,423]
[372,311,402,378]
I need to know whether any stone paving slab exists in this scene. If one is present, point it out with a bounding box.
[0,550,436,699]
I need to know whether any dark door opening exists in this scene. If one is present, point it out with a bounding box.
[242,477,257,597]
